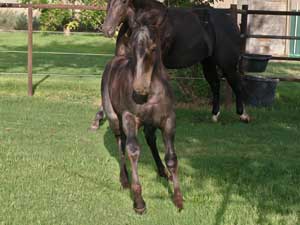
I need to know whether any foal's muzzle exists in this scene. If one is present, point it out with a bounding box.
[101,25,115,38]
[132,91,148,105]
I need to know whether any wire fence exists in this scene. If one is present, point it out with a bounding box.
[0,29,209,82]
[1,3,300,101]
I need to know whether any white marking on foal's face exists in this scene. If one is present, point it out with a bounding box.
[133,27,154,95]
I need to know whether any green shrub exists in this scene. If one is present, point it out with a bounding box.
[0,10,17,30]
[14,13,40,30]
[14,13,27,30]
[39,9,72,31]
[77,10,106,32]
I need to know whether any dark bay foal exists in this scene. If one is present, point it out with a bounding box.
[101,25,183,213]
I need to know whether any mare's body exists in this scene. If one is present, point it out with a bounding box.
[90,0,250,130]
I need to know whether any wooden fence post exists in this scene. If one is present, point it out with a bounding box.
[28,5,33,96]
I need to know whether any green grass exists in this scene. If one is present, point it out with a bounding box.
[0,32,114,75]
[0,31,300,225]
[1,76,300,225]
[1,31,300,78]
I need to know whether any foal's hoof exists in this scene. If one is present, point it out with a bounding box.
[158,168,170,180]
[173,193,183,211]
[240,113,250,123]
[121,180,130,189]
[134,206,147,215]
[134,201,146,215]
[88,121,99,132]
[212,112,220,123]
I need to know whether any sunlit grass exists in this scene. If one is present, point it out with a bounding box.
[0,75,299,225]
[0,31,300,225]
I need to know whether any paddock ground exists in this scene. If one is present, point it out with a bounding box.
[0,32,300,225]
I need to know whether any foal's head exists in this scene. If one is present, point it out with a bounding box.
[130,25,161,104]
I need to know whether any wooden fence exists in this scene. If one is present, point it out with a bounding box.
[0,3,105,96]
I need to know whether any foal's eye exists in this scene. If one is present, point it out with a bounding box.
[122,0,127,4]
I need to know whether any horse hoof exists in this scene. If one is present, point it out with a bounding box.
[240,113,250,123]
[134,202,146,215]
[88,121,99,132]
[173,193,183,211]
[212,112,220,123]
[121,181,130,189]
[158,168,170,180]
[134,206,146,214]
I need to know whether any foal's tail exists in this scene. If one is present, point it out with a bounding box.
[89,61,114,131]
[89,105,106,131]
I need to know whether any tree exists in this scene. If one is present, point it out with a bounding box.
[18,0,106,32]
[166,0,222,7]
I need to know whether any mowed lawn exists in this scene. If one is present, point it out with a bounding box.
[0,32,300,225]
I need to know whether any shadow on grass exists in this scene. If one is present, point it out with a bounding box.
[100,99,300,224]
[102,126,175,204]
[33,75,50,94]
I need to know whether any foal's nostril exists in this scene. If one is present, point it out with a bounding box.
[102,25,114,37]
[132,91,148,104]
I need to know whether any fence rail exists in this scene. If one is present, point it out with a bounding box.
[237,5,300,62]
[0,3,105,96]
[0,3,105,10]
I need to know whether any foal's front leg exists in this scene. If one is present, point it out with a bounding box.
[116,132,130,189]
[144,125,169,179]
[122,111,146,214]
[161,113,183,210]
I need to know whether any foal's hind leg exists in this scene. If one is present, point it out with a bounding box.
[161,113,183,210]
[202,58,221,122]
[144,125,169,179]
[89,105,105,131]
[122,111,146,214]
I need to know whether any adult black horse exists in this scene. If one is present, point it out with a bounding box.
[90,0,250,130]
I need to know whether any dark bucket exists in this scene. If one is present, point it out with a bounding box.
[242,54,272,72]
[242,75,279,107]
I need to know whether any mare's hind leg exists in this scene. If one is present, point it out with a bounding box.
[161,113,183,210]
[122,111,146,214]
[223,70,250,123]
[89,105,105,131]
[202,58,221,122]
[144,125,169,179]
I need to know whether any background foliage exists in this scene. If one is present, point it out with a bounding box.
[15,0,222,32]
